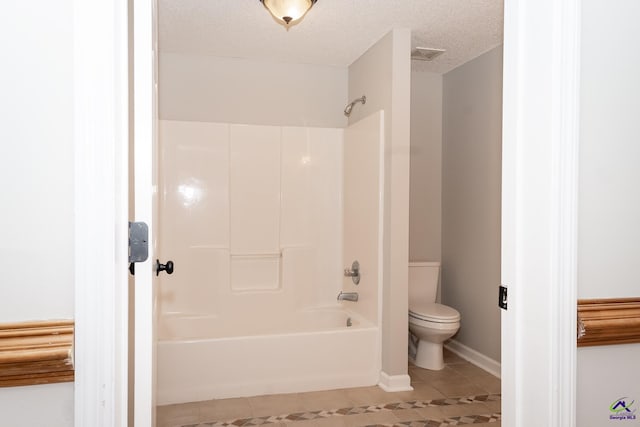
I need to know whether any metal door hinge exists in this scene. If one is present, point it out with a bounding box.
[498,285,508,310]
[128,222,149,275]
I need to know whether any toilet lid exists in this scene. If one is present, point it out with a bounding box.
[409,302,460,323]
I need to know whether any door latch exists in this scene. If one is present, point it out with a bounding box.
[498,285,508,310]
[128,221,149,275]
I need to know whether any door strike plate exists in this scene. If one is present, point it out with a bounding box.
[498,285,508,310]
[128,221,149,263]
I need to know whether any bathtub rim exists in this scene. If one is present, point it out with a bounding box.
[157,305,377,342]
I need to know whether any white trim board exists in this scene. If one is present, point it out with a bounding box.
[444,340,501,379]
[378,372,413,392]
[500,0,580,425]
[73,0,129,425]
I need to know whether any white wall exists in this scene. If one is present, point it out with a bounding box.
[578,0,640,299]
[0,1,74,425]
[0,384,74,427]
[577,1,640,425]
[0,3,75,321]
[409,72,443,263]
[348,29,412,381]
[159,53,348,128]
[441,46,502,362]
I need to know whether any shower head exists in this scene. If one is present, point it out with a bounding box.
[344,95,367,117]
[344,103,354,117]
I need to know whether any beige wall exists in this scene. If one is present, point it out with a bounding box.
[409,72,443,262]
[0,2,74,425]
[348,29,412,378]
[159,53,348,128]
[441,46,502,362]
[577,1,640,424]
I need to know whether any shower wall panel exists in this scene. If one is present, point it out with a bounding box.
[281,127,344,307]
[229,125,281,254]
[159,120,229,316]
[159,120,343,320]
[229,125,282,291]
[343,111,384,325]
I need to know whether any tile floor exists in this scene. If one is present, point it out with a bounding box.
[157,350,501,427]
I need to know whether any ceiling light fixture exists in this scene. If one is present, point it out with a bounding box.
[259,0,318,28]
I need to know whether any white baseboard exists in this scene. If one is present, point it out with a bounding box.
[444,339,501,378]
[378,371,413,392]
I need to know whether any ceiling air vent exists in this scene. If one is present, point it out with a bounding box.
[411,47,446,61]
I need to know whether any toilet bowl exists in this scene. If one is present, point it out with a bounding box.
[408,262,460,370]
[409,302,460,370]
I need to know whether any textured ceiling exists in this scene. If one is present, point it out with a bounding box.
[159,0,503,74]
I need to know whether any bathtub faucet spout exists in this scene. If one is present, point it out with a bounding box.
[337,291,359,302]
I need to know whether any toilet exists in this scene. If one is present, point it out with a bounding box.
[408,262,460,370]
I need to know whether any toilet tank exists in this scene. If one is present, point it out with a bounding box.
[409,262,440,304]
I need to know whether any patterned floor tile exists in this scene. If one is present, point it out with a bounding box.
[184,395,500,427]
[365,412,501,427]
[164,349,502,427]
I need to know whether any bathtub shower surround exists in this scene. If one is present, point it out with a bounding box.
[158,121,344,318]
[157,114,384,404]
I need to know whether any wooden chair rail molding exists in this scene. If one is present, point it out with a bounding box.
[0,320,74,387]
[577,298,640,347]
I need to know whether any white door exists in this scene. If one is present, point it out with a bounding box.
[133,0,159,425]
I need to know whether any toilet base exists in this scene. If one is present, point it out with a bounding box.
[414,339,445,370]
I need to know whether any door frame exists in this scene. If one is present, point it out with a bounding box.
[73,0,581,424]
[132,0,158,424]
[501,0,580,425]
[73,0,130,425]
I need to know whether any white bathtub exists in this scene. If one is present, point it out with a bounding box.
[156,307,380,405]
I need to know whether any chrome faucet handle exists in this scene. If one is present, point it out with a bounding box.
[343,260,360,285]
